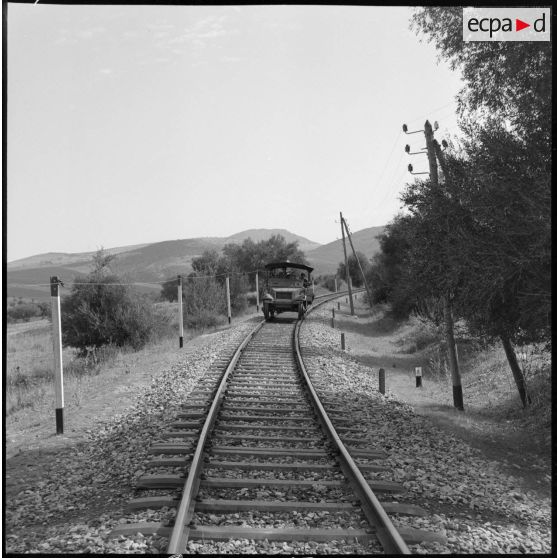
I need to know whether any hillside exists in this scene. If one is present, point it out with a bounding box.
[7,244,151,270]
[7,226,384,300]
[306,225,384,275]
[225,229,321,253]
[7,229,322,300]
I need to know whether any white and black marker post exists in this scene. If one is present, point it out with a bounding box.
[226,275,232,324]
[255,272,260,312]
[50,276,64,435]
[177,275,184,348]
[415,366,423,388]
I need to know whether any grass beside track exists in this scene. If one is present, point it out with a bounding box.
[4,307,262,459]
[325,298,551,491]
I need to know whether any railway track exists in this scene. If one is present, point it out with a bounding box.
[111,292,444,553]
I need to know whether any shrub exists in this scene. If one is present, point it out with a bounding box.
[161,273,248,329]
[318,275,336,292]
[7,303,42,322]
[60,251,157,354]
[185,309,226,330]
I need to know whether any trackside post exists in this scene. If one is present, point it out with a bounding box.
[415,366,423,388]
[177,275,184,348]
[50,276,64,435]
[226,275,232,324]
[255,272,260,312]
[379,368,386,394]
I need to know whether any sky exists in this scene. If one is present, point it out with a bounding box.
[7,4,464,262]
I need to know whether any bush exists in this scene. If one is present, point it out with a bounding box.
[185,310,226,330]
[318,275,336,292]
[162,273,249,329]
[60,251,157,354]
[61,275,156,354]
[7,303,42,322]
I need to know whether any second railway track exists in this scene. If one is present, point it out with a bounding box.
[112,292,445,553]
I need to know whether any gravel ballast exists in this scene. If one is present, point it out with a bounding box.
[6,301,552,554]
[300,302,552,554]
[5,320,258,554]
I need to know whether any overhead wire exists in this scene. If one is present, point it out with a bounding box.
[9,266,290,289]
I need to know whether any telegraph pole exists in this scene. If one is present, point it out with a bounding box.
[424,120,464,411]
[341,215,373,309]
[340,211,354,315]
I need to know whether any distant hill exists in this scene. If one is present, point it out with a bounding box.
[8,243,151,270]
[7,227,384,300]
[306,226,385,276]
[225,229,321,253]
[7,229,322,300]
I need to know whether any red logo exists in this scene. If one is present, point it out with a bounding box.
[516,19,530,31]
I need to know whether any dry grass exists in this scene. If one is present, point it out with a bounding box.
[5,314,179,417]
[337,301,551,439]
[5,302,259,421]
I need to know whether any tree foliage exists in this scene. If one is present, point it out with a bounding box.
[61,250,155,354]
[444,124,551,345]
[337,252,370,288]
[161,235,306,321]
[411,7,552,149]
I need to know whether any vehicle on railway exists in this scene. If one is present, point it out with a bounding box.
[261,261,315,320]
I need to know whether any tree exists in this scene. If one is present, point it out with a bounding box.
[366,216,423,318]
[409,7,551,408]
[439,128,550,407]
[161,234,308,315]
[223,234,308,287]
[411,7,552,150]
[191,249,221,276]
[61,249,154,354]
[337,252,370,288]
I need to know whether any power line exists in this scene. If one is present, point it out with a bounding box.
[8,268,272,289]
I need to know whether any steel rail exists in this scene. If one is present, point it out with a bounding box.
[166,289,354,553]
[166,319,266,553]
[294,295,411,554]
